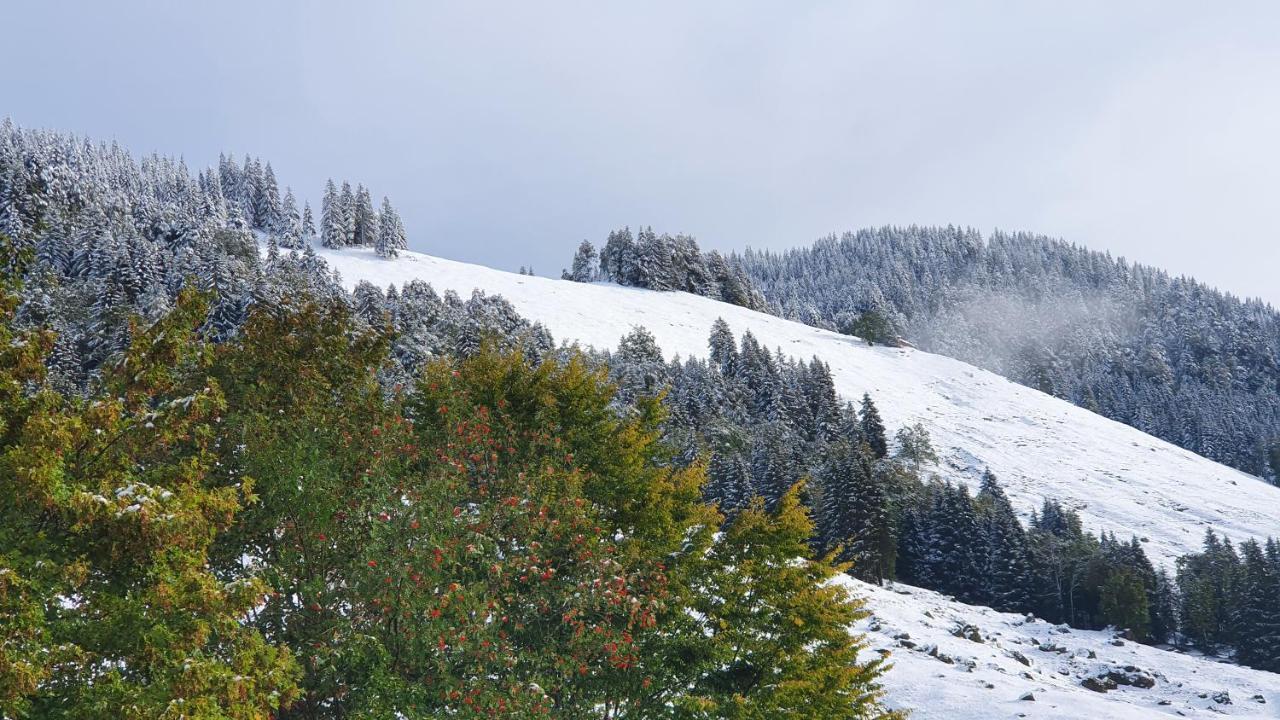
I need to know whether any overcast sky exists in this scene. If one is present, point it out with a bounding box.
[9,1,1279,304]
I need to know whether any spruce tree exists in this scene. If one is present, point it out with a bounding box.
[1149,568,1178,645]
[301,200,317,243]
[320,179,341,248]
[600,226,636,284]
[806,358,842,444]
[257,161,283,231]
[937,482,983,602]
[1233,538,1280,671]
[279,187,302,247]
[708,317,737,375]
[338,181,356,246]
[859,392,888,459]
[707,450,753,514]
[975,469,1034,612]
[1101,569,1152,641]
[568,239,597,281]
[375,196,407,258]
[353,184,377,246]
[242,156,262,226]
[751,421,800,510]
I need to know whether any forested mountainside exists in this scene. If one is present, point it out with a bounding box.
[736,226,1280,483]
[0,121,552,393]
[3,122,1279,718]
[1,123,902,718]
[0,121,1203,650]
[325,245,1280,680]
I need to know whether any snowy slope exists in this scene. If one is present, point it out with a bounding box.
[847,576,1278,718]
[319,246,1280,566]
[314,246,1280,717]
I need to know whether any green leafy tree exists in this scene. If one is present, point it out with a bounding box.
[4,232,898,719]
[680,486,900,720]
[893,422,937,475]
[0,239,299,719]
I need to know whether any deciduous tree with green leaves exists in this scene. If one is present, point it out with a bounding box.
[0,238,299,719]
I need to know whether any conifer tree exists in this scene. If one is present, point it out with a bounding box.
[257,161,283,231]
[611,326,667,404]
[600,226,636,284]
[567,239,597,281]
[279,187,302,247]
[320,179,342,248]
[939,483,984,602]
[1101,569,1151,641]
[1232,539,1280,671]
[242,156,262,226]
[752,421,800,509]
[708,317,738,375]
[1175,529,1242,653]
[338,180,356,246]
[1148,568,1178,645]
[353,184,377,246]
[816,440,894,581]
[975,470,1034,611]
[375,196,407,258]
[859,392,888,459]
[634,226,674,290]
[301,200,317,243]
[707,449,753,514]
[806,358,842,444]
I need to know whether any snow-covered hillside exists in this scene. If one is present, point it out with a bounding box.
[848,577,1277,718]
[321,246,1280,566]
[316,245,1280,716]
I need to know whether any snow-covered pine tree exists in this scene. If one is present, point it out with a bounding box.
[815,439,893,581]
[321,179,342,248]
[278,188,302,248]
[913,482,983,603]
[567,239,597,282]
[257,162,283,232]
[859,393,888,459]
[376,196,407,258]
[707,450,753,515]
[974,469,1034,612]
[241,156,263,227]
[351,279,387,326]
[599,227,636,285]
[708,317,737,376]
[804,358,841,444]
[634,227,674,290]
[1232,539,1280,671]
[338,181,356,247]
[353,184,377,246]
[301,201,316,243]
[610,326,667,405]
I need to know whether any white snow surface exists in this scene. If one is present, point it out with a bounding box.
[848,576,1277,718]
[322,246,1280,566]
[316,246,1280,716]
